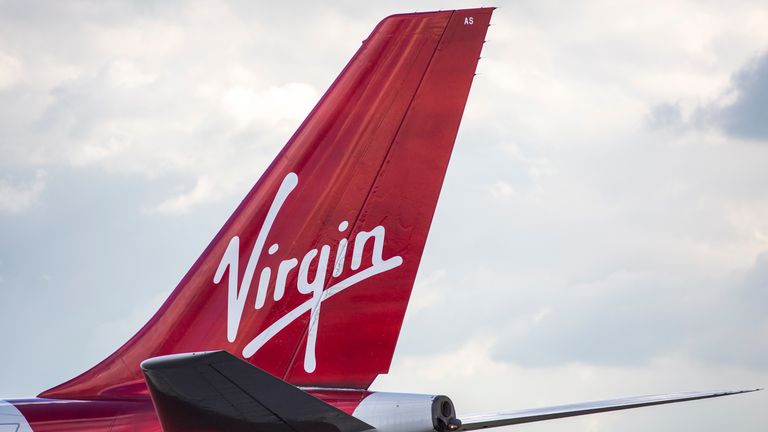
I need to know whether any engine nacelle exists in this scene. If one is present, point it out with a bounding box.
[351,392,460,432]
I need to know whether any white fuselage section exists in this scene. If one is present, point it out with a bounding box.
[0,400,33,432]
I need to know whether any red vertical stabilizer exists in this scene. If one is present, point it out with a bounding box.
[41,8,494,399]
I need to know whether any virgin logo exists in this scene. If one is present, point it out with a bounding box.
[213,173,403,373]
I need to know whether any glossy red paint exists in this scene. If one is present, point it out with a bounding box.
[37,8,492,402]
[305,389,372,415]
[10,398,160,432]
[3,7,493,431]
[8,390,371,431]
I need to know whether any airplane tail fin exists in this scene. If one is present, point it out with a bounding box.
[41,8,493,399]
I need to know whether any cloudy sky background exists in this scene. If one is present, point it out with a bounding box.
[1,1,767,430]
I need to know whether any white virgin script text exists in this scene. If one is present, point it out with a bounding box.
[213,172,403,372]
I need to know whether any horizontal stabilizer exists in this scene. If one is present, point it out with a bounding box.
[459,389,761,430]
[141,351,373,432]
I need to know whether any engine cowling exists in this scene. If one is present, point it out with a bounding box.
[351,392,460,432]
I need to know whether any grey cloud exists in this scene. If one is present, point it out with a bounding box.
[666,50,768,141]
[647,102,683,130]
[0,170,46,213]
[714,52,768,141]
[742,252,768,308]
[393,116,768,371]
[397,239,768,371]
[696,252,768,369]
[489,257,768,369]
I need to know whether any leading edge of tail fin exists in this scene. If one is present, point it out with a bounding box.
[41,7,494,399]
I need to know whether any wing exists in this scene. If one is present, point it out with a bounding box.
[459,389,761,430]
[141,350,373,432]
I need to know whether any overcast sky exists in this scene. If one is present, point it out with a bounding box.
[1,1,767,431]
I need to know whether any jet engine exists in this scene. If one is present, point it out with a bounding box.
[351,392,461,432]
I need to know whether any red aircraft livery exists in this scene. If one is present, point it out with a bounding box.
[1,8,758,432]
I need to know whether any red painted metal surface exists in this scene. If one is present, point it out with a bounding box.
[305,389,372,415]
[10,390,371,431]
[11,398,160,432]
[5,7,493,430]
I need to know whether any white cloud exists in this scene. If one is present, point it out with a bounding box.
[0,52,22,90]
[221,82,319,129]
[488,180,515,201]
[104,59,158,89]
[144,175,216,215]
[72,136,130,166]
[0,1,325,212]
[0,170,46,214]
[409,269,447,312]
